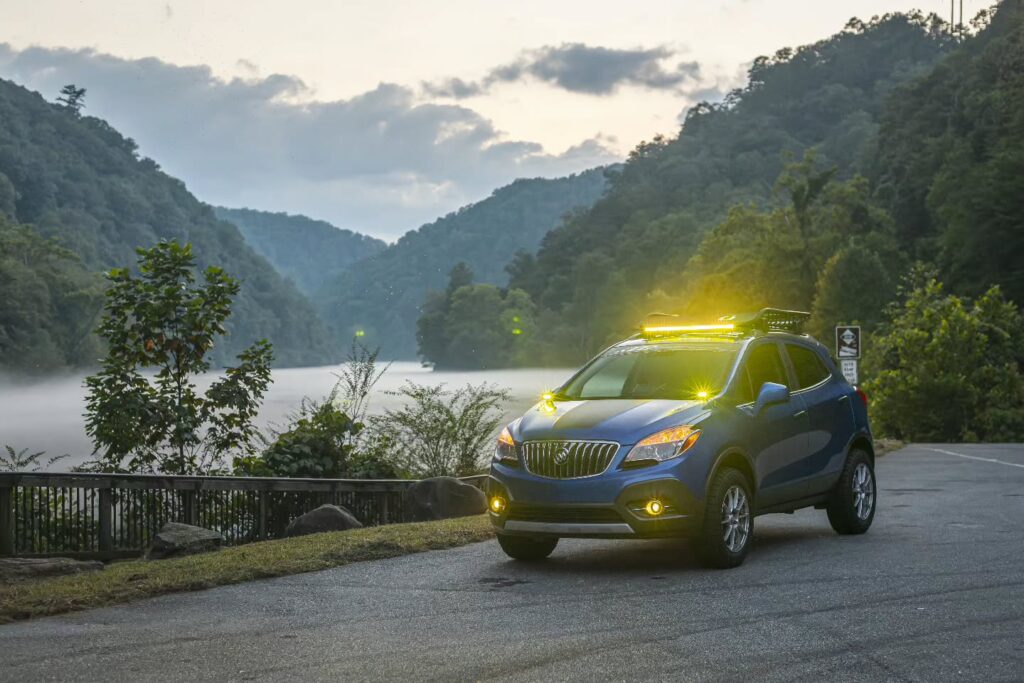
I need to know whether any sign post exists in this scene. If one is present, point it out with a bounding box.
[835,325,861,385]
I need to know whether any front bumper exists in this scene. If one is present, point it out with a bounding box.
[487,463,703,539]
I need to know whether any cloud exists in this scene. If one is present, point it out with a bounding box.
[0,44,619,240]
[424,43,705,98]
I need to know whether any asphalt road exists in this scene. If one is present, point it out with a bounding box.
[3,444,1023,682]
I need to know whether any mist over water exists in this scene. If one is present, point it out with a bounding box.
[0,363,573,471]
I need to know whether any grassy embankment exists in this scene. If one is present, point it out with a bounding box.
[0,515,493,624]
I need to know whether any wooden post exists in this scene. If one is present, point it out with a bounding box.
[380,494,389,526]
[98,488,113,554]
[0,485,14,556]
[257,491,268,540]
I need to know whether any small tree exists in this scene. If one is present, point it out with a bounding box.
[56,84,86,115]
[373,382,509,477]
[85,241,273,473]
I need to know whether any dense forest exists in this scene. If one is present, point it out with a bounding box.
[420,6,1024,369]
[0,78,335,371]
[213,207,385,297]
[315,169,610,358]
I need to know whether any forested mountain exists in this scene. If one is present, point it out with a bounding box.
[0,215,104,372]
[420,4,1024,371]
[486,11,964,365]
[315,168,610,358]
[213,207,385,297]
[873,0,1024,304]
[0,77,335,370]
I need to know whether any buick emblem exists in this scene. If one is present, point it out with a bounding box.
[553,444,571,465]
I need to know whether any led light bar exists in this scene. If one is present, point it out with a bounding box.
[641,323,735,333]
[641,308,810,336]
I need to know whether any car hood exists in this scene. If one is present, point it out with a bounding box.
[514,399,708,445]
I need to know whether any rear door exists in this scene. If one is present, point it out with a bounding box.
[735,341,811,509]
[783,342,856,496]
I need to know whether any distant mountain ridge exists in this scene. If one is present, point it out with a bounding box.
[314,168,611,358]
[213,207,386,297]
[0,77,335,368]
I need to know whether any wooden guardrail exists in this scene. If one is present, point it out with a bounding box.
[0,472,488,560]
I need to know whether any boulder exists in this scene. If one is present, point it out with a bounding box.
[146,522,223,560]
[405,477,487,521]
[285,504,363,538]
[0,557,104,582]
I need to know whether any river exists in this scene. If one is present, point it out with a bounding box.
[0,363,574,471]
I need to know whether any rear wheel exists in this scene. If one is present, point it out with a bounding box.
[697,467,753,569]
[826,449,876,535]
[496,533,558,561]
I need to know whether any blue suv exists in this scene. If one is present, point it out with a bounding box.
[487,309,875,568]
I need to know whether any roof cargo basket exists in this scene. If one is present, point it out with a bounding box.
[721,308,810,333]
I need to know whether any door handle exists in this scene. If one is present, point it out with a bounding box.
[838,395,849,403]
[793,410,807,418]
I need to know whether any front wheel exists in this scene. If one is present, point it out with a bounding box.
[697,467,753,569]
[826,449,876,535]
[496,533,558,561]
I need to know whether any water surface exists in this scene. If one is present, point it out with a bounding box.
[0,363,574,471]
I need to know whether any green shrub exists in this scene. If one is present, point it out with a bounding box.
[864,270,1024,441]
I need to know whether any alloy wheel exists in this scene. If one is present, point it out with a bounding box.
[852,462,875,520]
[721,485,750,552]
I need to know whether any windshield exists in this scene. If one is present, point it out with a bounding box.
[559,343,739,400]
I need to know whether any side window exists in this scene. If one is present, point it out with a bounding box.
[741,343,788,401]
[785,344,831,389]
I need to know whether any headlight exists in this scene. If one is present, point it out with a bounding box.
[623,425,701,466]
[493,426,517,465]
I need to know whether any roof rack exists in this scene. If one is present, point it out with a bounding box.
[641,308,810,337]
[720,308,811,334]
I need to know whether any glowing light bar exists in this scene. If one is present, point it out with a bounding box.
[642,323,736,334]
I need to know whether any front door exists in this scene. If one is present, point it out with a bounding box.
[737,341,811,509]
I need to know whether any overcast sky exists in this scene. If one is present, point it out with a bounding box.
[0,0,969,240]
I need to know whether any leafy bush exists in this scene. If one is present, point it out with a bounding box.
[864,270,1024,441]
[234,342,399,479]
[373,382,509,477]
[251,397,364,479]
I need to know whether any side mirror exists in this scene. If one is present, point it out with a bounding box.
[754,382,789,415]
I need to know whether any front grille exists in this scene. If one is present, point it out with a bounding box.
[521,440,618,479]
[507,503,623,524]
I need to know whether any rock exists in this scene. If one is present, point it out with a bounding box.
[0,557,104,582]
[405,477,487,521]
[146,522,223,560]
[285,504,363,538]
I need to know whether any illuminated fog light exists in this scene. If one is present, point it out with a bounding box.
[645,499,665,516]
[490,496,507,514]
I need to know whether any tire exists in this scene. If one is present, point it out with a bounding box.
[496,533,558,561]
[826,449,876,535]
[697,467,754,569]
